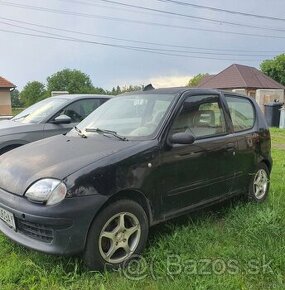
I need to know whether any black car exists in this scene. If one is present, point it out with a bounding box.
[0,94,110,154]
[0,88,272,270]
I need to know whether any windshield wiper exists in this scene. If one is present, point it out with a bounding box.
[85,128,128,141]
[74,126,87,138]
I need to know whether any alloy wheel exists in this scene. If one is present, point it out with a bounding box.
[253,169,269,200]
[99,212,141,264]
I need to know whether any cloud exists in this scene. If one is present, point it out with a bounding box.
[0,0,281,91]
[116,75,193,89]
[149,75,192,88]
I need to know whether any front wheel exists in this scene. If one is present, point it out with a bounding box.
[84,199,149,271]
[247,163,270,203]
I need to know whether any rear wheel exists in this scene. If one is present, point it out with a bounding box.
[247,163,270,202]
[84,199,149,270]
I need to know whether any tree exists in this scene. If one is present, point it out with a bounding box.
[109,85,144,95]
[11,89,24,108]
[20,81,46,107]
[260,54,285,86]
[121,85,144,93]
[92,86,107,95]
[47,69,94,94]
[110,86,122,95]
[188,73,209,87]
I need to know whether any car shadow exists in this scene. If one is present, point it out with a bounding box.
[147,196,242,244]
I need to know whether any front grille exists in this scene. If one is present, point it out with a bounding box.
[16,219,54,243]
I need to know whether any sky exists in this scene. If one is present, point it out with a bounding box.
[0,0,285,91]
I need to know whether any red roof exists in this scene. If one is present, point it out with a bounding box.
[0,76,16,88]
[198,64,285,90]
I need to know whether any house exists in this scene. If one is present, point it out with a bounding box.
[0,76,15,116]
[197,64,285,111]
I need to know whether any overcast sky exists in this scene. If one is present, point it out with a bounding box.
[0,0,285,90]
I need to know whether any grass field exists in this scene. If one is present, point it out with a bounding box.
[0,129,284,290]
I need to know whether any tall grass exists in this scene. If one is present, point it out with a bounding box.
[0,129,284,289]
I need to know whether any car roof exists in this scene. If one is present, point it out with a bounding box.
[49,94,112,101]
[121,87,223,95]
[121,87,252,100]
[120,87,189,95]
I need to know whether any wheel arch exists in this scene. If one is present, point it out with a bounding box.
[102,189,153,226]
[86,189,153,235]
[260,158,272,173]
[83,189,153,253]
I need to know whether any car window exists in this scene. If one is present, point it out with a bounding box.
[56,99,103,123]
[12,98,68,124]
[225,95,255,132]
[153,100,171,113]
[75,94,176,139]
[170,95,226,138]
[99,98,148,120]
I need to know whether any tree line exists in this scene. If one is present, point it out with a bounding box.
[12,69,145,108]
[12,54,285,107]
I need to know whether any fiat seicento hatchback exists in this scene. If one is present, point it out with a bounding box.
[0,88,272,270]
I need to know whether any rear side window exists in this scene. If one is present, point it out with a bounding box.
[225,95,255,132]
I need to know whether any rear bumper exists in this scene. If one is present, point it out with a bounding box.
[0,188,107,255]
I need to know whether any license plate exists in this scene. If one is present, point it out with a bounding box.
[0,207,16,230]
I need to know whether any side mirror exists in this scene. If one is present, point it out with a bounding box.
[169,132,195,145]
[52,115,71,124]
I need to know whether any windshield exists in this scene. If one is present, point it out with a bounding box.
[12,98,68,124]
[75,94,176,139]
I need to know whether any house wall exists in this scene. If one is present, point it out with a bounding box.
[231,88,285,112]
[246,89,256,98]
[0,88,12,115]
[255,89,284,112]
[232,89,247,96]
[232,88,256,97]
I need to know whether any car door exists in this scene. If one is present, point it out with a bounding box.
[160,93,238,216]
[43,98,104,138]
[223,94,257,194]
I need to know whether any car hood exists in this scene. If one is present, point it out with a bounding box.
[0,134,138,195]
[0,120,34,136]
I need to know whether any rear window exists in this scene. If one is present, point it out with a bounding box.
[225,95,255,132]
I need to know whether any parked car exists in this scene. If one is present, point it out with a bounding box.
[0,94,110,154]
[0,88,272,270]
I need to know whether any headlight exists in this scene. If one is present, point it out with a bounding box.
[25,179,67,206]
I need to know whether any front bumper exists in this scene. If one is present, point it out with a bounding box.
[0,187,107,255]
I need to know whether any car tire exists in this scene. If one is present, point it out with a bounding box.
[247,162,270,203]
[83,199,149,271]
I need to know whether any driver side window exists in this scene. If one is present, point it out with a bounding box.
[170,95,226,138]
[56,99,102,123]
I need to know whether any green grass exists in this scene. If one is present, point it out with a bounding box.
[0,129,285,290]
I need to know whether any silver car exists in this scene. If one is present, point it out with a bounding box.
[0,94,110,154]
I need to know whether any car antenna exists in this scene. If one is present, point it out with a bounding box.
[143,84,155,91]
